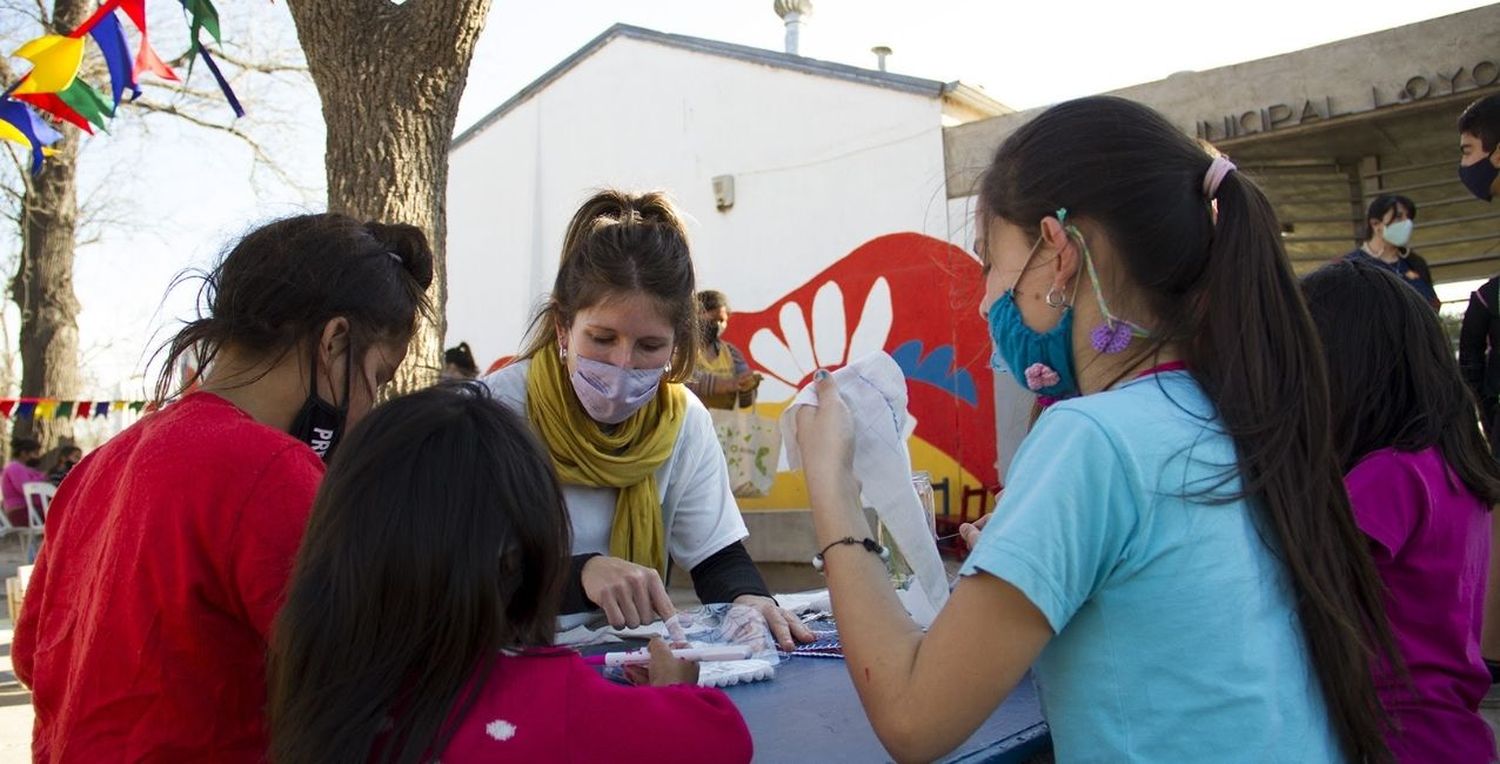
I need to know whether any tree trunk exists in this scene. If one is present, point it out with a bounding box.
[284,0,492,394]
[8,0,90,444]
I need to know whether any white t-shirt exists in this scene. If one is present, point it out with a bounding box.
[482,360,750,574]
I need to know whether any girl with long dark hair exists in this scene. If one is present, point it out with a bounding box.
[268,384,750,764]
[13,214,433,761]
[1304,259,1500,761]
[794,96,1400,762]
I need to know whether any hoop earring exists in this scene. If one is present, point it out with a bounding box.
[1045,286,1067,309]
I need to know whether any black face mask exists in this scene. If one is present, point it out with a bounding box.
[1460,156,1499,202]
[290,349,352,462]
[703,321,721,345]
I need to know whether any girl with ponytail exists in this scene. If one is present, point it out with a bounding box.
[794,96,1398,762]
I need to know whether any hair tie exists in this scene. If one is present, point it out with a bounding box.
[1203,156,1236,199]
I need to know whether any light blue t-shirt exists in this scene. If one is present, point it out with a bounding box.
[961,371,1340,763]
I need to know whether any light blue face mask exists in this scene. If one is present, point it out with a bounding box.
[1382,218,1413,248]
[988,290,1079,398]
[987,231,1080,399]
[986,209,1151,400]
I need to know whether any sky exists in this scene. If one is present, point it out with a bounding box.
[2,0,1494,396]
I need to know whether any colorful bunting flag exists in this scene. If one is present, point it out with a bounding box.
[0,398,149,419]
[0,0,243,174]
[181,0,222,53]
[15,91,93,133]
[18,80,113,134]
[88,12,139,107]
[0,99,63,174]
[119,0,180,83]
[10,35,86,96]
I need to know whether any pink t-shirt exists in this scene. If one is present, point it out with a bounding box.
[1346,446,1495,762]
[2,459,46,516]
[431,649,751,763]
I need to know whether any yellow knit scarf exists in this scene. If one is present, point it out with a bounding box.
[526,348,687,576]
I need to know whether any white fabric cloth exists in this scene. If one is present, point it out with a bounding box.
[483,361,751,627]
[781,352,949,624]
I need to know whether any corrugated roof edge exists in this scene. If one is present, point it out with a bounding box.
[451,23,994,151]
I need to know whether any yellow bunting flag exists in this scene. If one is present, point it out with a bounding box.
[11,35,86,95]
[33,399,58,420]
[0,120,30,149]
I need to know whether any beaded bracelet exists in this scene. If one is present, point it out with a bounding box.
[812,536,890,573]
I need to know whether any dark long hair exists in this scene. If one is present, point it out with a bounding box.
[1304,259,1500,504]
[152,214,435,402]
[980,96,1397,761]
[520,190,699,381]
[267,384,572,764]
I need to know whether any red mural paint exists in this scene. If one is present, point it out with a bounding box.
[722,233,1000,494]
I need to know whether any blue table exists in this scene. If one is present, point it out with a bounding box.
[723,655,1050,763]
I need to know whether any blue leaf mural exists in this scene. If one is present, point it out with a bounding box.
[891,339,978,407]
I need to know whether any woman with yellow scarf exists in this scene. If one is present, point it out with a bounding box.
[482,190,812,651]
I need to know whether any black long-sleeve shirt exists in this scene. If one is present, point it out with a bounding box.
[1460,277,1500,402]
[560,541,771,614]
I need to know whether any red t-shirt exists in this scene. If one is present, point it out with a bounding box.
[432,649,751,763]
[13,392,325,762]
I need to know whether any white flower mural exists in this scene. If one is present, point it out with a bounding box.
[748,278,893,402]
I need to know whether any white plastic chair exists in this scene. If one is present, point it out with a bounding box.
[22,481,56,526]
[0,499,43,561]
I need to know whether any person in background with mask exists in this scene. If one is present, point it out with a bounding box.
[45,445,82,486]
[13,214,434,762]
[1459,93,1500,203]
[1456,91,1500,708]
[440,341,480,380]
[2,437,45,527]
[482,190,812,651]
[1459,93,1500,451]
[686,290,760,409]
[1344,194,1438,309]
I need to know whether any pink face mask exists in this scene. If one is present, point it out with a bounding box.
[570,354,664,424]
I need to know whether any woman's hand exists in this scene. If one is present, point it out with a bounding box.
[733,594,814,651]
[625,637,700,687]
[581,556,676,629]
[793,372,856,495]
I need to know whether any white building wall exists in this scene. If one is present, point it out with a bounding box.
[446,36,951,366]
